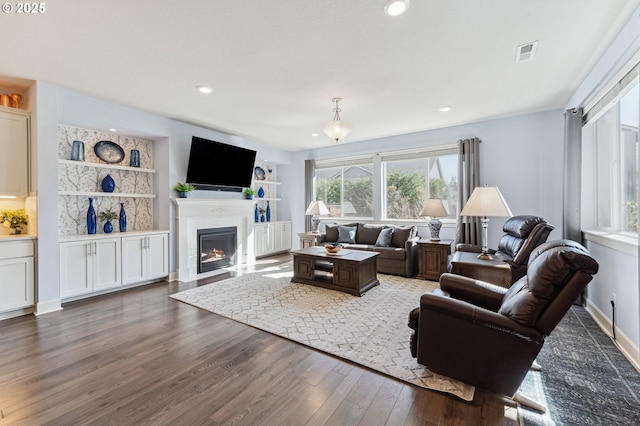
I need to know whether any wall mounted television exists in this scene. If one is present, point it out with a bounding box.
[186,136,257,192]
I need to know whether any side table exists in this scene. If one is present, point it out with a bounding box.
[449,251,511,288]
[416,239,453,281]
[298,232,322,249]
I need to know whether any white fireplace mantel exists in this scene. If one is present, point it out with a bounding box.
[174,199,255,281]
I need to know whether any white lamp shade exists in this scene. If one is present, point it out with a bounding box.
[419,199,447,217]
[322,120,352,142]
[460,186,513,217]
[305,200,330,216]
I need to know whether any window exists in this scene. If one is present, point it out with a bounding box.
[382,152,458,220]
[313,146,459,222]
[583,75,639,234]
[315,161,374,219]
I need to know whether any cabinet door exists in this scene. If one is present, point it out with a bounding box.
[145,233,168,280]
[0,256,34,312]
[0,109,29,197]
[254,225,269,257]
[121,236,145,285]
[281,222,292,250]
[60,241,92,298]
[93,238,121,291]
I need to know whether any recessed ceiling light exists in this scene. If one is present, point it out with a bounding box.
[311,133,319,137]
[438,106,452,112]
[109,128,117,132]
[384,0,410,17]
[197,85,214,94]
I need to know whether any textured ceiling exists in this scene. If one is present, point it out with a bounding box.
[1,0,638,151]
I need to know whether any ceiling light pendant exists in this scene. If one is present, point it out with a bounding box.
[384,0,410,17]
[322,97,352,143]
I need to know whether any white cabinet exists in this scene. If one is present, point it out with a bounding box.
[122,232,168,285]
[60,231,168,300]
[0,240,34,313]
[254,222,292,258]
[60,237,121,298]
[0,107,29,197]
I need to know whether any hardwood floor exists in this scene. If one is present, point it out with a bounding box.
[0,255,519,425]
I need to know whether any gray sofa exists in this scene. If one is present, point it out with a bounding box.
[316,222,419,277]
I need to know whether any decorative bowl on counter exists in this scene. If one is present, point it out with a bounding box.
[325,243,343,254]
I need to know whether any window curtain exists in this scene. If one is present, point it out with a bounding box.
[456,138,482,245]
[304,159,315,232]
[564,108,583,242]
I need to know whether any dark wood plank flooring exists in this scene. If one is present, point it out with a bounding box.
[0,254,519,425]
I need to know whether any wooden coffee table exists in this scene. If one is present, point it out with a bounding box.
[290,247,380,296]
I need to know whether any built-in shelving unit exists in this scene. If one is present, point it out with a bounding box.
[58,159,156,174]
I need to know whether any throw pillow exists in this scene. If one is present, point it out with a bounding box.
[375,227,393,247]
[324,225,339,242]
[390,226,417,248]
[337,225,357,244]
[357,223,385,245]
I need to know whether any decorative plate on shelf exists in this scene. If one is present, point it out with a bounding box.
[254,166,266,180]
[94,140,125,164]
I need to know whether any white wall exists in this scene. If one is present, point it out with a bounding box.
[282,110,565,249]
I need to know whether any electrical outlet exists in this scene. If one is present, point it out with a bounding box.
[612,293,617,306]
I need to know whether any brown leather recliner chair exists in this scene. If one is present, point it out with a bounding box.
[409,240,598,410]
[455,215,554,284]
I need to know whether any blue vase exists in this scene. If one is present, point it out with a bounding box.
[87,198,96,234]
[254,203,259,223]
[266,201,271,222]
[257,187,265,198]
[101,174,115,193]
[130,149,140,167]
[260,214,266,222]
[104,220,113,234]
[119,203,127,232]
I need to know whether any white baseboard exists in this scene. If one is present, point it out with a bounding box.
[168,271,178,282]
[35,299,63,316]
[0,306,35,320]
[585,298,640,372]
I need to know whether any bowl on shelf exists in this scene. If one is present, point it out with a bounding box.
[324,243,343,254]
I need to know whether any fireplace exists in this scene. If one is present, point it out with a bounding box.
[198,227,237,273]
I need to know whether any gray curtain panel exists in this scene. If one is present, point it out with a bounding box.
[304,159,315,232]
[456,138,482,245]
[563,108,583,242]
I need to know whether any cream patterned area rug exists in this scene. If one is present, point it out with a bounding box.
[171,264,475,401]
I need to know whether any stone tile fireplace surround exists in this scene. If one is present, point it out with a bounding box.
[174,199,255,281]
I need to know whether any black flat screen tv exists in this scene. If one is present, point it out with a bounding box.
[186,136,256,191]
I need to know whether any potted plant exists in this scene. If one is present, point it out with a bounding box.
[1,208,28,234]
[98,209,118,233]
[174,182,195,198]
[243,188,256,199]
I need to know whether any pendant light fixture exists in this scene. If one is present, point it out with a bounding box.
[322,97,352,143]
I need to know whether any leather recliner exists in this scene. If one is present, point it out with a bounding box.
[455,215,554,284]
[409,240,598,405]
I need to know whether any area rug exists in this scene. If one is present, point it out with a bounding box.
[170,264,475,401]
[519,305,640,425]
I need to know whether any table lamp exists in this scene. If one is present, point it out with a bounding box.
[460,186,513,260]
[419,199,447,241]
[305,200,330,233]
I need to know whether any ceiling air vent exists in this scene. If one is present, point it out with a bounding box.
[515,41,538,63]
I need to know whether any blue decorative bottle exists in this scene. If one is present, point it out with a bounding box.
[257,187,265,198]
[119,202,127,232]
[266,201,271,222]
[87,198,96,234]
[254,203,259,223]
[104,220,113,234]
[101,173,115,192]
